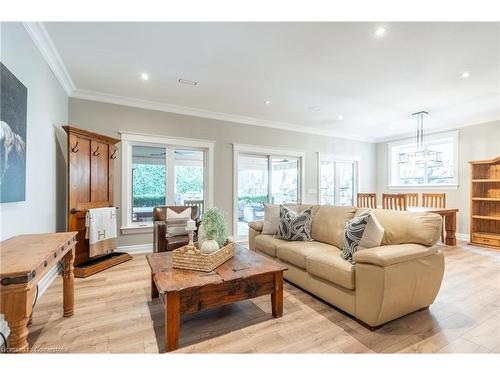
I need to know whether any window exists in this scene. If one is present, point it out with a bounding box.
[389,131,458,188]
[233,144,304,239]
[121,133,214,233]
[319,156,358,206]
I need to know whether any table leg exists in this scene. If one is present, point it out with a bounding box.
[151,273,159,299]
[271,271,283,318]
[2,287,34,353]
[63,247,75,317]
[165,291,180,352]
[444,213,457,246]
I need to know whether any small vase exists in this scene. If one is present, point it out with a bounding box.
[201,239,220,254]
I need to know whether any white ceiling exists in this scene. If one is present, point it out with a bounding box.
[44,22,500,142]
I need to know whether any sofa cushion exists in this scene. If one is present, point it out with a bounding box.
[306,249,356,290]
[356,208,442,247]
[342,211,371,263]
[255,235,288,257]
[356,210,385,249]
[262,204,280,234]
[276,205,313,241]
[311,206,357,248]
[277,240,338,269]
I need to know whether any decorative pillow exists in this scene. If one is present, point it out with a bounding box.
[166,208,191,238]
[342,211,371,263]
[262,204,280,234]
[276,205,313,241]
[358,211,385,249]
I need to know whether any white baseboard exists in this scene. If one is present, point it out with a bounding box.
[455,233,470,241]
[38,264,61,298]
[117,243,153,254]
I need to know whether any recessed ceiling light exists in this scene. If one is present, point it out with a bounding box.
[178,78,198,86]
[461,71,471,79]
[337,115,344,121]
[265,99,271,105]
[140,72,149,81]
[375,26,386,38]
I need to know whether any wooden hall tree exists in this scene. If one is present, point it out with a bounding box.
[64,126,132,277]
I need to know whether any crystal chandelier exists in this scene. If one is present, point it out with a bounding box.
[398,111,442,165]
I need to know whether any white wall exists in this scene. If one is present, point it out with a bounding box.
[376,120,500,237]
[0,22,68,240]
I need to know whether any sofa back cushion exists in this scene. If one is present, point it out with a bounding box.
[311,205,357,248]
[357,208,442,247]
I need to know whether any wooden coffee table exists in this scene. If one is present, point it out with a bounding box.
[146,244,287,352]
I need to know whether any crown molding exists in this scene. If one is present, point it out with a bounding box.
[71,88,375,143]
[22,22,75,96]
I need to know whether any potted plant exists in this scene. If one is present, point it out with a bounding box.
[199,208,227,254]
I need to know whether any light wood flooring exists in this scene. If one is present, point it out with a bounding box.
[27,242,500,353]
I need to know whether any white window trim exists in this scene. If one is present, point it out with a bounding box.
[120,131,215,234]
[232,143,306,239]
[317,153,360,205]
[387,130,459,190]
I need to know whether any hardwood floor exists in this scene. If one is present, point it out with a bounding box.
[27,242,500,353]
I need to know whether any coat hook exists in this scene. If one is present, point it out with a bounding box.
[71,141,79,153]
[110,148,118,159]
[93,146,100,156]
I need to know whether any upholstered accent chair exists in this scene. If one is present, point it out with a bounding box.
[153,205,200,252]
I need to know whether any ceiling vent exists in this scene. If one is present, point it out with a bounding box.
[178,78,198,86]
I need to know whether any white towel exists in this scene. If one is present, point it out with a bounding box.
[85,207,118,258]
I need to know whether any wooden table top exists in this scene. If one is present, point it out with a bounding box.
[147,244,287,293]
[375,206,459,214]
[406,206,458,214]
[0,232,77,278]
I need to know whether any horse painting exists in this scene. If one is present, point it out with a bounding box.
[1,62,27,203]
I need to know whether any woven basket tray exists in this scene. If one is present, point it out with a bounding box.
[172,242,235,272]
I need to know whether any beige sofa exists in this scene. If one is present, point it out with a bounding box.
[248,205,445,328]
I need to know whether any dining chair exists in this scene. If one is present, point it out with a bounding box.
[382,193,407,211]
[422,193,446,243]
[422,193,446,209]
[184,199,204,217]
[357,193,377,209]
[405,193,419,207]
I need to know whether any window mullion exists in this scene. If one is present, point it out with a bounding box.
[166,146,175,205]
[267,155,272,204]
[334,161,340,205]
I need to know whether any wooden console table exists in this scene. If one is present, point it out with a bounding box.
[0,232,77,353]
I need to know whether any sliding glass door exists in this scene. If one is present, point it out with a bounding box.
[319,157,357,206]
[236,153,301,238]
[237,155,269,237]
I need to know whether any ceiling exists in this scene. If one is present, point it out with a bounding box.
[44,22,500,142]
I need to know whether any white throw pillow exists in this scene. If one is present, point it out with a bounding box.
[262,204,280,235]
[166,208,192,238]
[358,210,384,249]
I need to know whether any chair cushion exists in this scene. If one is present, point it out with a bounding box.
[277,240,338,269]
[254,235,288,257]
[306,249,356,290]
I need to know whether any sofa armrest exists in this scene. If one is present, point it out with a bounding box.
[153,221,166,253]
[248,221,264,233]
[353,244,438,267]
